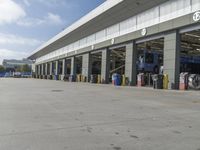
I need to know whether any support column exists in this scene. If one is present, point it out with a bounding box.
[45,63,48,75]
[101,48,110,84]
[70,57,76,75]
[35,65,38,75]
[42,64,45,76]
[62,59,66,75]
[164,30,180,89]
[55,61,59,75]
[50,62,53,75]
[66,59,71,75]
[60,59,66,80]
[125,41,137,86]
[82,53,91,82]
[38,64,41,75]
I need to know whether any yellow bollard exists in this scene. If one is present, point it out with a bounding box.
[163,74,169,89]
[76,74,81,82]
[97,75,101,84]
[121,75,126,86]
[81,75,86,82]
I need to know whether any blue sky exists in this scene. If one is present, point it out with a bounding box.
[0,0,105,64]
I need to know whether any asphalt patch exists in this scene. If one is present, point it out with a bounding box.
[130,135,139,139]
[51,90,64,92]
[113,147,122,150]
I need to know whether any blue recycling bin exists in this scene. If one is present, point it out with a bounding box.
[69,75,76,82]
[112,73,121,86]
[54,75,59,80]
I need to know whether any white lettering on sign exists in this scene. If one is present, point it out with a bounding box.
[141,28,147,36]
[91,45,94,50]
[193,11,200,22]
[111,38,115,45]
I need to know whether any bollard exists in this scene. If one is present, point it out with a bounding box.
[163,74,169,89]
[121,75,128,86]
[97,75,101,84]
[81,75,86,82]
[76,74,81,82]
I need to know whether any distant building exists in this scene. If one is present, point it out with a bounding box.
[2,59,33,72]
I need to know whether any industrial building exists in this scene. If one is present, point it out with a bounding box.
[3,59,33,72]
[28,0,200,89]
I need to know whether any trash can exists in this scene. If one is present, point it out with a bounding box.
[179,72,189,90]
[137,73,145,87]
[44,75,47,79]
[61,75,65,81]
[112,73,121,86]
[152,74,163,89]
[47,75,52,80]
[53,75,59,80]
[90,75,98,83]
[64,74,70,81]
[69,75,76,82]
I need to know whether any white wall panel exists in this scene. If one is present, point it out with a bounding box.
[192,0,200,12]
[87,34,95,45]
[160,0,191,23]
[74,41,80,50]
[68,43,74,52]
[79,38,87,48]
[107,24,120,39]
[120,16,136,35]
[137,7,159,29]
[95,29,106,42]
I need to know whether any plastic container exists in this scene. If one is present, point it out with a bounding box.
[112,73,121,86]
[90,75,98,83]
[152,74,163,89]
[69,75,76,82]
[137,73,145,87]
[53,75,59,80]
[179,72,189,90]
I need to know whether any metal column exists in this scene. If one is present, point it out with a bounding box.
[70,57,76,76]
[125,41,137,86]
[163,30,180,89]
[101,48,110,84]
[82,53,91,82]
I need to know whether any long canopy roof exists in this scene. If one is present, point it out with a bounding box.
[28,0,168,59]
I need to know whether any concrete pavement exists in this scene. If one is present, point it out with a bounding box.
[0,78,200,150]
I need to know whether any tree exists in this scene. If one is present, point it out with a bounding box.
[0,65,5,72]
[15,66,22,72]
[21,64,31,72]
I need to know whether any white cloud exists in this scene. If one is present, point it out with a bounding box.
[0,33,42,46]
[17,12,63,27]
[0,49,28,64]
[37,0,67,7]
[47,13,62,25]
[0,0,26,25]
[23,0,31,6]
